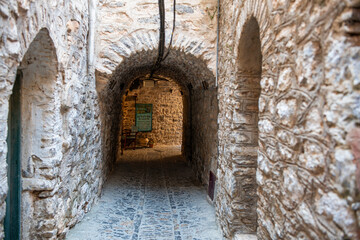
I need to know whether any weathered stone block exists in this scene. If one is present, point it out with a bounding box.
[258,119,274,134]
[277,68,293,92]
[316,191,357,238]
[234,89,261,99]
[298,141,326,174]
[233,155,257,168]
[260,77,274,93]
[280,167,305,209]
[22,178,56,191]
[346,0,360,7]
[276,99,297,127]
[234,233,257,240]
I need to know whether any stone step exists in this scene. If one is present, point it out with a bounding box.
[234,233,257,240]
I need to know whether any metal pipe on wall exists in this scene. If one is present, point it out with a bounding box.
[215,0,220,87]
[88,0,96,76]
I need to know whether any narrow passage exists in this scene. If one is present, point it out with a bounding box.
[66,146,223,240]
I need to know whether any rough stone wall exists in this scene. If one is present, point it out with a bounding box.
[217,0,360,239]
[95,0,218,76]
[191,88,219,185]
[122,79,183,145]
[0,1,103,239]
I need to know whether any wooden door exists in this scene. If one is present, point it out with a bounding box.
[5,71,22,240]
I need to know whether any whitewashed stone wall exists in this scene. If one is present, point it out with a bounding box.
[217,0,360,239]
[0,1,103,239]
[96,0,219,186]
[122,79,183,146]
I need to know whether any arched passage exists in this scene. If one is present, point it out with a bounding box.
[5,28,59,240]
[97,48,218,186]
[118,75,190,161]
[216,16,262,237]
[65,47,222,239]
[121,77,184,147]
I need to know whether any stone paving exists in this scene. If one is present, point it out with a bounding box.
[66,146,224,240]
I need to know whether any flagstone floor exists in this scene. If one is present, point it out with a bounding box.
[66,145,223,240]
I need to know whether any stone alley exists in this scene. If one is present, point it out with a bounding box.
[66,146,223,240]
[1,0,359,239]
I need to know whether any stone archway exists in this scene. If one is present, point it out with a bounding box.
[121,77,184,147]
[216,15,262,237]
[5,28,60,240]
[97,48,219,187]
[233,15,262,233]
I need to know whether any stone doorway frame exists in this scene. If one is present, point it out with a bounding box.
[5,28,61,240]
[216,1,271,236]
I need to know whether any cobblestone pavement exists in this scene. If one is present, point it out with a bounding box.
[66,146,224,240]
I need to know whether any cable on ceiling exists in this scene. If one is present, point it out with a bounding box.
[163,0,176,61]
[150,0,176,78]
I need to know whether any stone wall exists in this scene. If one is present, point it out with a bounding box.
[3,0,357,239]
[0,1,103,239]
[191,88,219,185]
[216,0,360,239]
[95,0,218,76]
[122,79,183,146]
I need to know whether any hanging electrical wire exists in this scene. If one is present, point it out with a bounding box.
[163,0,176,60]
[150,0,165,78]
[150,0,176,78]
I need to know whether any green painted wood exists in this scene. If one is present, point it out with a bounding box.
[135,104,153,132]
[5,71,22,240]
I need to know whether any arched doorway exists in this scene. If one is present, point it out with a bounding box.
[234,15,262,233]
[67,48,221,239]
[5,28,58,240]
[216,16,262,237]
[120,77,184,151]
[97,48,218,189]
